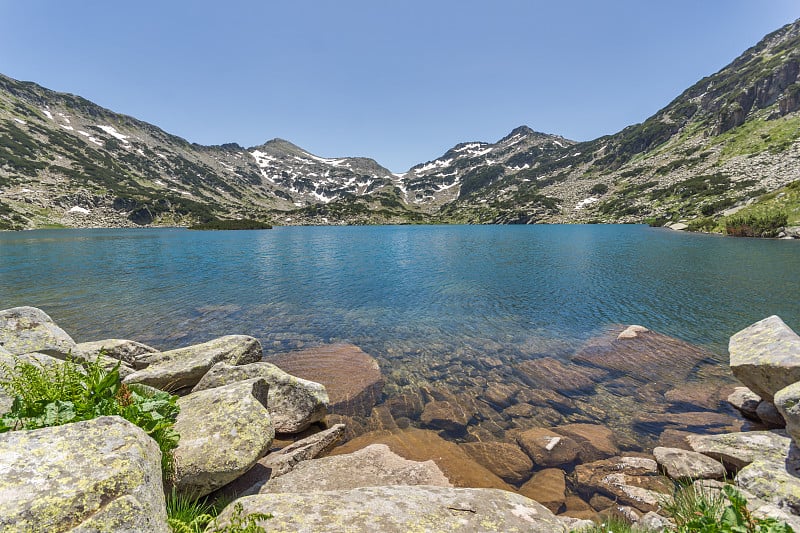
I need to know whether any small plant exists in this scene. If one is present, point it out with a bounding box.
[0,356,180,476]
[575,514,655,532]
[167,488,215,533]
[206,503,271,533]
[661,483,793,533]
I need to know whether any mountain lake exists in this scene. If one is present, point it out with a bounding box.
[1,224,799,449]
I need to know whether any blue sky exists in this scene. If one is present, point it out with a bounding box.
[1,1,799,172]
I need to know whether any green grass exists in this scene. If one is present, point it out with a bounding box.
[0,356,180,476]
[167,489,272,533]
[574,483,793,532]
[713,115,800,160]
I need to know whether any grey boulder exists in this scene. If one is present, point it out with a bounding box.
[193,361,328,433]
[172,377,275,498]
[124,335,262,391]
[688,430,792,471]
[218,486,588,532]
[774,381,800,447]
[729,315,800,402]
[0,306,75,357]
[0,416,168,532]
[72,338,158,369]
[727,386,762,420]
[259,443,451,493]
[652,446,726,481]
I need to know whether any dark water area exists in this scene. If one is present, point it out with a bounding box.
[1,224,799,450]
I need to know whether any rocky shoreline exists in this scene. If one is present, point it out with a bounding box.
[1,306,799,531]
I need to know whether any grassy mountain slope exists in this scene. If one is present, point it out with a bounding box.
[1,18,799,229]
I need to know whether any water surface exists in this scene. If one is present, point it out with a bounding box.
[1,224,798,447]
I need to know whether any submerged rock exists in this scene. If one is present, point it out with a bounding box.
[519,468,567,514]
[260,443,451,494]
[172,378,274,498]
[267,343,384,417]
[331,428,514,490]
[729,315,800,402]
[0,416,168,532]
[124,335,262,391]
[218,486,587,532]
[420,400,470,434]
[0,306,75,357]
[516,427,580,468]
[553,423,620,462]
[459,441,534,485]
[193,361,328,433]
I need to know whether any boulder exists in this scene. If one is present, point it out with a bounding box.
[727,386,762,420]
[268,343,384,417]
[420,400,470,434]
[72,338,158,369]
[0,416,168,532]
[729,315,800,402]
[217,486,588,532]
[687,430,791,471]
[459,441,534,485]
[260,443,451,494]
[330,428,514,490]
[519,468,567,514]
[482,381,519,409]
[124,335,262,391]
[213,424,345,498]
[552,423,619,462]
[516,427,580,467]
[756,400,786,428]
[775,381,800,446]
[573,456,672,514]
[652,446,726,481]
[172,378,274,497]
[736,442,800,515]
[193,361,328,433]
[0,306,75,357]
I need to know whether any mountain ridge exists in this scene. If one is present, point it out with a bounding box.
[1,18,800,229]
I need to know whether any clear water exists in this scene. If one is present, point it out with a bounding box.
[1,225,799,446]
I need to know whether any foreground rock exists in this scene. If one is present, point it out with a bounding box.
[267,343,384,417]
[193,361,328,433]
[172,378,275,497]
[729,315,800,402]
[218,424,347,497]
[687,430,791,470]
[0,416,168,532]
[125,335,262,391]
[218,486,588,532]
[775,381,800,446]
[72,338,158,369]
[0,306,75,357]
[260,444,451,493]
[652,446,726,481]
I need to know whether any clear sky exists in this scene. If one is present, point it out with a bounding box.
[1,1,799,172]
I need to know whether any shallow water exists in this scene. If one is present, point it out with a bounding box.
[1,224,799,447]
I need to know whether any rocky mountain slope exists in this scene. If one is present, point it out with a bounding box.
[1,18,800,229]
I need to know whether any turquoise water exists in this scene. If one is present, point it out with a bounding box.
[1,224,799,445]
